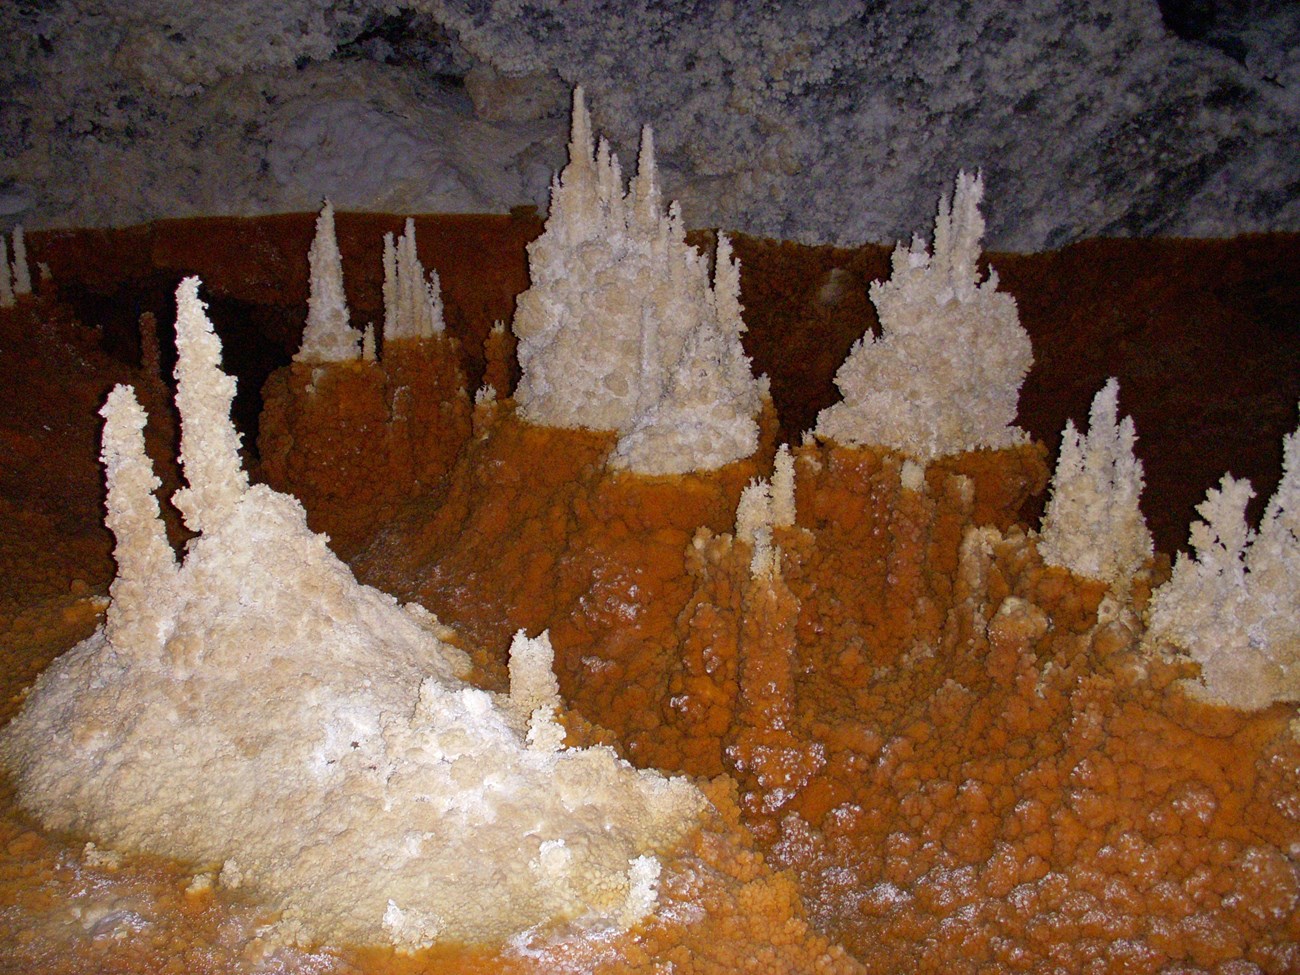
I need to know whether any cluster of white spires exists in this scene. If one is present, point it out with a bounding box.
[281,87,1298,711]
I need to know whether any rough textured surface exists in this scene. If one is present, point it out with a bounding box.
[3,219,1300,973]
[512,91,761,475]
[815,173,1032,460]
[2,2,1298,249]
[1144,414,1300,710]
[1,279,713,951]
[1039,378,1154,589]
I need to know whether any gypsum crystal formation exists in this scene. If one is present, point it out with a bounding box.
[1038,378,1154,590]
[1143,410,1300,711]
[815,171,1033,463]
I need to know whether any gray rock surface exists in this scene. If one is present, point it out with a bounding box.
[1,0,1296,249]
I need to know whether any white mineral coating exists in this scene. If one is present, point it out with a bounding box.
[3,2,1295,249]
[295,200,363,364]
[815,172,1033,461]
[383,217,445,343]
[0,277,705,950]
[515,91,761,475]
[1143,408,1300,711]
[1039,378,1154,589]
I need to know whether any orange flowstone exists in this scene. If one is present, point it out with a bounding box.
[352,401,779,769]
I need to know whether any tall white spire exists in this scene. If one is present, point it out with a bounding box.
[170,277,248,533]
[384,219,445,343]
[11,226,31,297]
[295,200,362,363]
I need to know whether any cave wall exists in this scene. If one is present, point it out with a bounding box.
[2,0,1298,250]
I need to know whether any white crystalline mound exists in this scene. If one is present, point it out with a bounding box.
[0,278,704,950]
[1038,378,1153,589]
[815,172,1033,461]
[1143,410,1300,711]
[513,90,761,475]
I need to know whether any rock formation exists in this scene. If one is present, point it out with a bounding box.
[512,89,762,476]
[294,200,363,364]
[3,3,1298,250]
[815,172,1033,461]
[261,215,472,558]
[0,277,707,951]
[1038,378,1154,589]
[383,217,445,343]
[1144,409,1300,710]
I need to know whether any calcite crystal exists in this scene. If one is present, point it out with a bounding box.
[815,172,1033,461]
[1038,378,1153,589]
[1144,410,1300,710]
[512,88,762,475]
[294,200,363,364]
[0,277,705,950]
[383,217,446,342]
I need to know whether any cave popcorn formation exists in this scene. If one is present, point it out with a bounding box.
[1143,412,1300,711]
[1038,377,1154,591]
[0,277,706,951]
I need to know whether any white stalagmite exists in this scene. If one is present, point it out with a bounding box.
[383,218,445,343]
[11,225,31,297]
[99,385,178,652]
[770,443,796,529]
[169,277,247,534]
[0,277,705,950]
[815,172,1033,461]
[513,88,761,475]
[1039,379,1153,588]
[1143,408,1300,710]
[294,200,362,364]
[0,234,12,307]
[734,445,795,580]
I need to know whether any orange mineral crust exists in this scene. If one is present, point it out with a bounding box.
[680,448,1300,972]
[353,402,779,771]
[259,336,473,559]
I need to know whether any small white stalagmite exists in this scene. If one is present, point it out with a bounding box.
[383,218,445,343]
[1038,378,1153,589]
[295,200,363,364]
[0,234,12,307]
